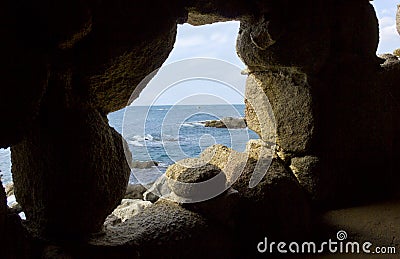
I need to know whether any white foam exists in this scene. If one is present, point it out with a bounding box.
[128,140,144,147]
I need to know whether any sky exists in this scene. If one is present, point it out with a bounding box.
[132,1,400,106]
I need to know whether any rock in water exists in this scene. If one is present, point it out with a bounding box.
[130,160,158,169]
[204,117,246,129]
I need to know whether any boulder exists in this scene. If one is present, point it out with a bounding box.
[165,158,227,202]
[245,71,314,157]
[11,105,131,239]
[130,160,158,169]
[88,200,233,258]
[231,156,311,255]
[5,182,14,197]
[204,117,247,129]
[290,156,321,199]
[143,175,171,203]
[124,184,147,200]
[111,199,152,222]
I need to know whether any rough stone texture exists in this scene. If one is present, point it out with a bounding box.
[237,2,330,75]
[290,156,320,199]
[245,70,314,156]
[397,4,400,36]
[199,144,246,184]
[11,105,130,239]
[4,182,14,197]
[111,199,152,222]
[2,0,400,257]
[86,200,233,258]
[165,158,227,202]
[187,11,231,26]
[238,1,379,75]
[232,157,311,255]
[179,143,310,249]
[124,184,147,200]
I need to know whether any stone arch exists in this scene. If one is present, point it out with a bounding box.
[1,0,400,257]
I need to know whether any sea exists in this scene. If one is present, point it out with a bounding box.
[0,104,258,186]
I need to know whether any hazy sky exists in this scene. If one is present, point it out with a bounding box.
[132,2,399,106]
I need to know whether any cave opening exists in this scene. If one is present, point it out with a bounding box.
[107,21,259,187]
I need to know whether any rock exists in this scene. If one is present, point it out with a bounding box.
[165,158,227,202]
[111,199,152,222]
[236,2,332,75]
[143,175,171,203]
[11,105,131,239]
[5,182,14,197]
[0,181,6,244]
[394,48,400,57]
[183,188,241,230]
[187,11,230,26]
[204,117,247,129]
[232,156,311,250]
[290,156,320,199]
[130,160,158,169]
[245,71,314,157]
[397,4,400,36]
[124,184,147,200]
[379,53,400,67]
[103,214,121,227]
[89,200,233,258]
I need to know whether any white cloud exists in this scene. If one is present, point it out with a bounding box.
[174,35,207,48]
[210,32,229,44]
[380,23,398,41]
[379,16,395,27]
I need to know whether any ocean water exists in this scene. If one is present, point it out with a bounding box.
[0,104,258,186]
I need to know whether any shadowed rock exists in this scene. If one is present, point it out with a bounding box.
[12,105,130,239]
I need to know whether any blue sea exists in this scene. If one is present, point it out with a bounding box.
[1,104,258,186]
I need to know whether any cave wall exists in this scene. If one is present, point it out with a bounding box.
[0,0,400,257]
[238,0,400,205]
